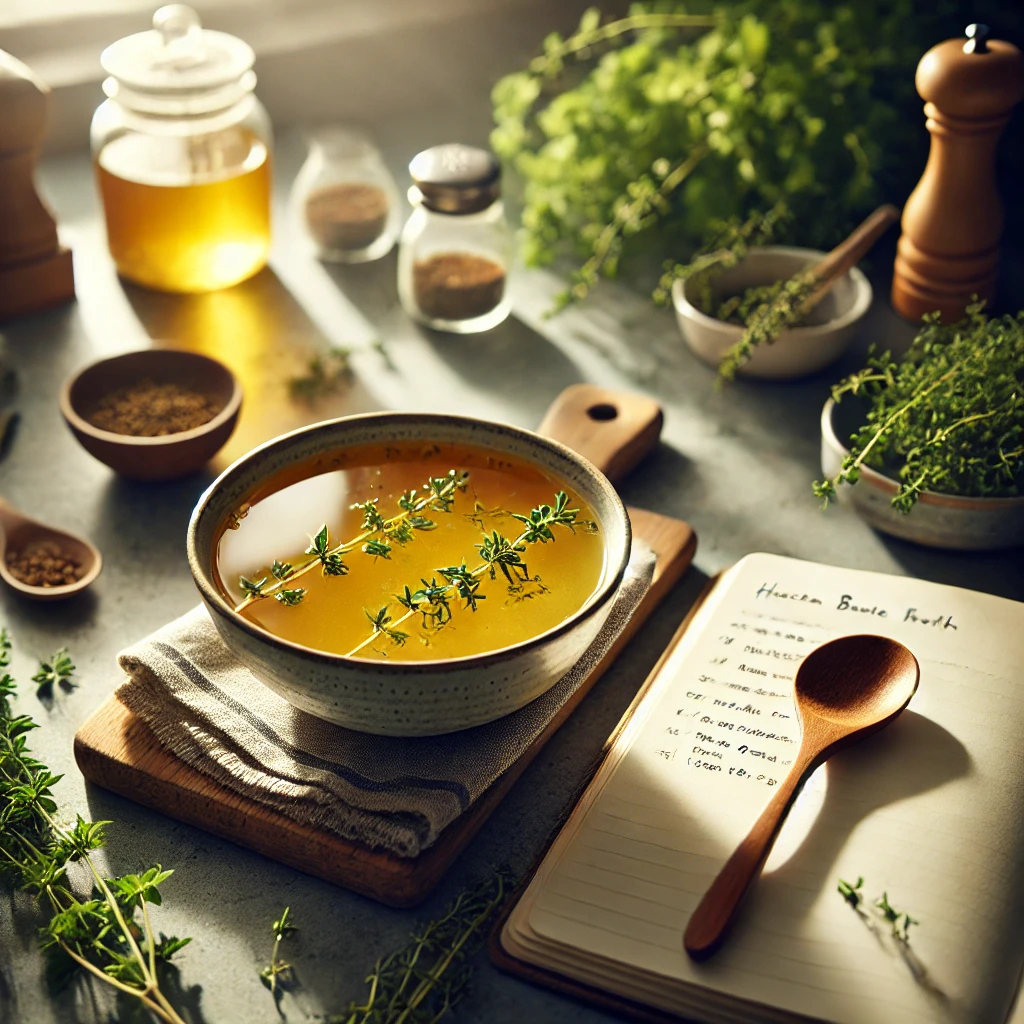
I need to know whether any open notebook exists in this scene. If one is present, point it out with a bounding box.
[497,553,1024,1024]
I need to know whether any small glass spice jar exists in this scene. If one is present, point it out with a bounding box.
[398,144,512,333]
[291,127,401,263]
[91,4,272,293]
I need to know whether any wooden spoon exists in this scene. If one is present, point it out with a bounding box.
[798,204,901,318]
[0,497,102,600]
[683,634,920,961]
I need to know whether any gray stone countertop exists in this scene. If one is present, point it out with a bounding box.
[2,124,1023,1024]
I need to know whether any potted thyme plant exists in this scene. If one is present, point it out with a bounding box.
[814,303,1024,549]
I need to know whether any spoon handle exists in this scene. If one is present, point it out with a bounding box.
[683,746,818,960]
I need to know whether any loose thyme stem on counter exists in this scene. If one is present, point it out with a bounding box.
[234,470,468,612]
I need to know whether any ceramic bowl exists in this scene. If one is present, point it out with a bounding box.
[61,349,242,482]
[672,246,872,379]
[187,413,632,736]
[821,397,1024,549]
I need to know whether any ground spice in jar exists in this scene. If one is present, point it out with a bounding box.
[412,252,506,321]
[88,379,221,437]
[305,183,390,252]
[6,542,83,588]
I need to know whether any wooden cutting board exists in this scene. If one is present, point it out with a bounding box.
[74,505,694,907]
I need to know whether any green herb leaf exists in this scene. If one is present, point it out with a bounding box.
[32,648,75,693]
[240,575,268,598]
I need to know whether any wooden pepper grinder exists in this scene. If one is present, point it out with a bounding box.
[892,24,1024,323]
[0,51,75,322]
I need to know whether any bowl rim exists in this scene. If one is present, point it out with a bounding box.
[60,349,243,447]
[671,245,873,338]
[187,410,633,673]
[821,396,1024,509]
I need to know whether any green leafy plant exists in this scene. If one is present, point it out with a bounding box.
[814,304,1024,512]
[0,629,191,1023]
[492,1,986,309]
[337,867,514,1024]
[32,646,76,694]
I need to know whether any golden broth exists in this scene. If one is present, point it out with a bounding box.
[215,441,605,661]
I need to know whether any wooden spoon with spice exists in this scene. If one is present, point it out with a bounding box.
[0,497,101,600]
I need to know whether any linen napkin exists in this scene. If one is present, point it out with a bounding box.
[116,542,655,858]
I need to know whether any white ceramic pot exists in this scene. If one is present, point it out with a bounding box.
[820,397,1024,549]
[672,246,872,379]
[188,412,632,736]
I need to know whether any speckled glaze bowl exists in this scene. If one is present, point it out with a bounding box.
[188,413,631,736]
[821,397,1024,549]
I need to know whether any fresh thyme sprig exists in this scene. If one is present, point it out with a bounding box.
[347,491,583,658]
[0,629,191,1023]
[653,202,790,311]
[32,646,75,694]
[837,875,864,910]
[235,470,469,612]
[838,876,917,944]
[876,891,918,943]
[338,867,514,1024]
[288,347,354,404]
[652,202,820,381]
[717,266,819,382]
[261,906,298,999]
[814,303,1024,512]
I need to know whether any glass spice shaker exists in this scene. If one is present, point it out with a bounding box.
[291,127,401,263]
[398,144,512,333]
[91,4,272,293]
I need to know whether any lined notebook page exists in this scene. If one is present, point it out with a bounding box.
[522,554,1024,1024]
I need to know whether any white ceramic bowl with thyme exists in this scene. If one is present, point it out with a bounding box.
[188,412,632,736]
[672,246,872,379]
[821,397,1024,549]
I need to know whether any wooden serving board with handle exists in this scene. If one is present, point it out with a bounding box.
[74,385,696,906]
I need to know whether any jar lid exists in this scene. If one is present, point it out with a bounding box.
[100,5,256,114]
[409,144,500,214]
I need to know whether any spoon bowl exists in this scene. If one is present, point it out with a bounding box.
[795,633,919,728]
[684,634,919,961]
[0,498,102,600]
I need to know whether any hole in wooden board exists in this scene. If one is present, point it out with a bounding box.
[587,403,618,422]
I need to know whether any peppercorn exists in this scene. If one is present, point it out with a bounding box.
[6,542,83,588]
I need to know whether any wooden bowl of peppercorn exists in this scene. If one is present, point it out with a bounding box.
[60,349,242,481]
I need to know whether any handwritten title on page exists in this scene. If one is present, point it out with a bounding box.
[755,581,959,630]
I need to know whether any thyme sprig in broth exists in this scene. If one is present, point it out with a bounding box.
[233,469,468,612]
[347,490,585,658]
[236,469,594,658]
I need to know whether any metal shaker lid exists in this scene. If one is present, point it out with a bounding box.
[409,144,501,215]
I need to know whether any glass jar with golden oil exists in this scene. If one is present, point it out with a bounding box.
[91,5,272,293]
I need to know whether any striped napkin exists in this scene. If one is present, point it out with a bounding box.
[115,543,655,858]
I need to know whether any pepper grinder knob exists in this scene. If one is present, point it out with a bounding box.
[964,23,989,55]
[891,25,1024,322]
